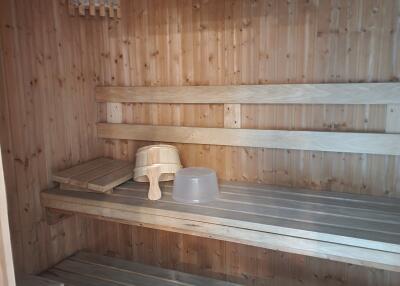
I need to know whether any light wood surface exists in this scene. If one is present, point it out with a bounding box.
[0,148,15,286]
[135,145,181,168]
[146,166,162,201]
[41,181,400,272]
[223,104,241,129]
[1,0,400,283]
[41,251,238,286]
[0,0,103,274]
[53,158,133,193]
[97,123,400,156]
[386,105,400,133]
[134,143,182,200]
[96,83,400,104]
[92,1,400,283]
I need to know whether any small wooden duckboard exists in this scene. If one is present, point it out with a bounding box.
[53,158,133,193]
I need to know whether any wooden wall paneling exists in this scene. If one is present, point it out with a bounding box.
[0,0,399,283]
[2,0,41,273]
[170,0,184,86]
[103,12,128,246]
[180,0,194,85]
[52,0,72,170]
[68,5,84,165]
[32,0,58,270]
[46,1,81,268]
[77,10,94,162]
[93,1,400,285]
[81,223,400,286]
[78,8,95,162]
[1,0,102,273]
[35,0,54,191]
[0,2,24,273]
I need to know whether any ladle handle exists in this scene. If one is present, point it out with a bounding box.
[146,166,162,200]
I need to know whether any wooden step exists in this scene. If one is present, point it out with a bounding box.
[52,157,133,193]
[41,181,400,272]
[17,274,63,286]
[41,252,238,286]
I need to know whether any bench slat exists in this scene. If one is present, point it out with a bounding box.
[72,252,232,286]
[42,187,400,254]
[41,182,400,272]
[42,269,124,286]
[41,252,237,286]
[117,184,400,224]
[41,194,400,272]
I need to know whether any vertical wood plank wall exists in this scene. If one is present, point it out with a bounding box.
[99,0,400,198]
[0,0,102,274]
[0,0,400,285]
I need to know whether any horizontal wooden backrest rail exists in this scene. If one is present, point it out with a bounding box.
[96,123,400,156]
[95,83,400,104]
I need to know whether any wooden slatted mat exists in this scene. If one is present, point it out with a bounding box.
[17,274,63,286]
[53,158,133,193]
[41,252,238,286]
[41,181,400,272]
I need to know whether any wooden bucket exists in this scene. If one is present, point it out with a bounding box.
[134,144,182,200]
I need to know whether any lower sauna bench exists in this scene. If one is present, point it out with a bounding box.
[17,274,63,286]
[41,181,400,272]
[41,252,237,286]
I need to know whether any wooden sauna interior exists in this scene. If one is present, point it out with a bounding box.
[1,0,400,285]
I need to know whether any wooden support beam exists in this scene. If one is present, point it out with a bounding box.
[224,104,241,128]
[45,208,75,226]
[99,3,106,17]
[386,104,400,133]
[78,3,85,16]
[89,0,95,16]
[95,83,400,104]
[96,123,400,156]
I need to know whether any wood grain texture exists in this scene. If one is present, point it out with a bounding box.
[41,181,400,272]
[16,274,63,286]
[60,159,131,191]
[223,104,241,128]
[97,123,400,155]
[41,252,239,286]
[1,0,400,284]
[96,83,400,104]
[0,0,102,274]
[93,1,400,283]
[386,105,400,133]
[79,219,400,286]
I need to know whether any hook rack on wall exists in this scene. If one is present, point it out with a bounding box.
[68,0,121,18]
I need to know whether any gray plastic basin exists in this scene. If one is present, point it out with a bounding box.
[172,167,219,203]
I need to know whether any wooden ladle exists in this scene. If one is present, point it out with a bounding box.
[145,166,162,200]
